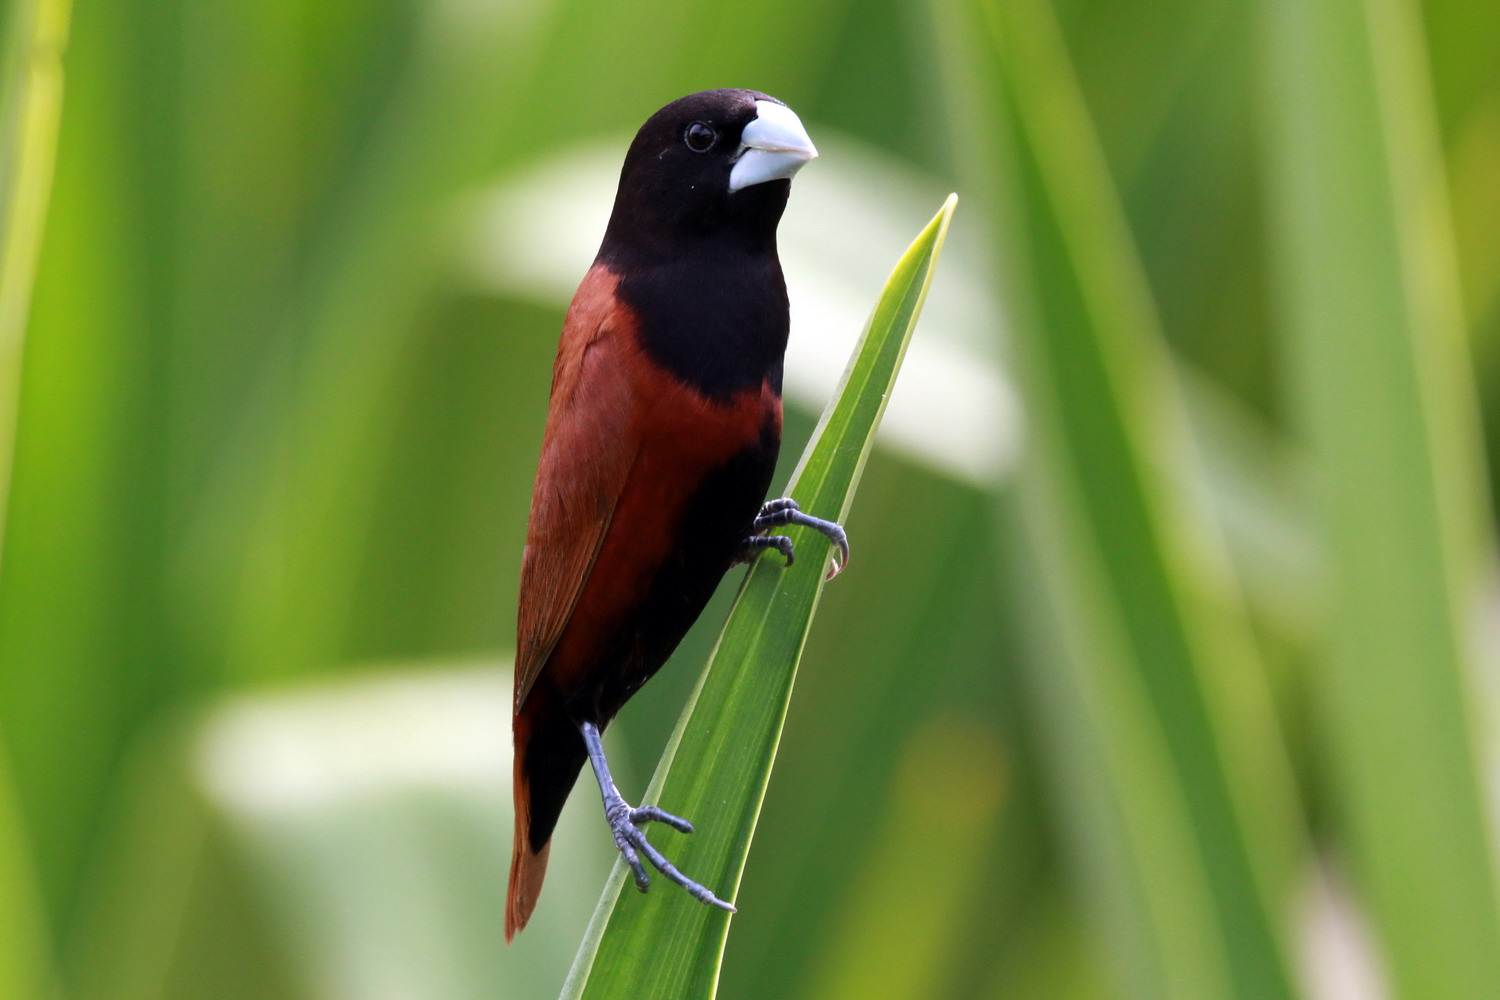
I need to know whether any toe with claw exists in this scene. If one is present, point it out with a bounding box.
[736,533,795,567]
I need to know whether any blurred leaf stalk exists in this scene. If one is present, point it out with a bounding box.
[0,0,1497,997]
[0,0,69,996]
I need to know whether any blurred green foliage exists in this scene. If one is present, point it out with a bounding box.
[0,0,1495,997]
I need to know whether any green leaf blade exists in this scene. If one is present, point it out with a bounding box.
[563,194,957,999]
[932,0,1308,996]
[1260,0,1500,995]
[0,0,70,996]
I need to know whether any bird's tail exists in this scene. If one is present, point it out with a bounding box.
[507,689,589,942]
[506,754,551,942]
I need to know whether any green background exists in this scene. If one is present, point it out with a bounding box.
[0,0,1497,997]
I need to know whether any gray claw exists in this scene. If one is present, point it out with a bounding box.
[631,804,695,835]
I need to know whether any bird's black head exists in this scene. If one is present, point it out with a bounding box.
[601,89,817,262]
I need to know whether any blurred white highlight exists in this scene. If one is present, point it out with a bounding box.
[199,667,511,813]
[196,664,613,1000]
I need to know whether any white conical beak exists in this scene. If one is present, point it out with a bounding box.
[727,100,818,193]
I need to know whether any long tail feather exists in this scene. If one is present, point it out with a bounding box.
[506,798,551,941]
[506,689,588,941]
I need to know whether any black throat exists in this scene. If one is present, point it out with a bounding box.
[599,236,789,403]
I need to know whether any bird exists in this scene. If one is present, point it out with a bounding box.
[506,89,848,941]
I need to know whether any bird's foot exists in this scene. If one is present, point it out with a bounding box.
[602,793,735,912]
[749,498,850,579]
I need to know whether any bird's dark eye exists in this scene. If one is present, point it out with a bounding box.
[684,122,717,153]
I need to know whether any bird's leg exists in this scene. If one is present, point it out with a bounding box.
[579,720,735,912]
[742,497,850,579]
